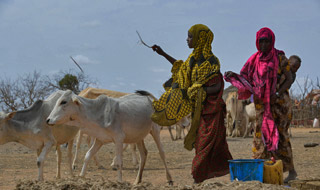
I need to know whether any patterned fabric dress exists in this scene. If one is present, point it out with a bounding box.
[252,57,295,172]
[192,73,233,183]
[224,27,282,152]
[151,25,220,127]
[152,24,233,183]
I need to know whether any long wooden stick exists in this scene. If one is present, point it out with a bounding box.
[136,30,152,48]
[70,56,84,73]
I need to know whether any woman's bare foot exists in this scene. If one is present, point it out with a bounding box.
[284,169,297,183]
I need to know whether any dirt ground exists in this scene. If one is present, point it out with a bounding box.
[0,127,319,190]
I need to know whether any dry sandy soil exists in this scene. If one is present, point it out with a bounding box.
[0,127,319,189]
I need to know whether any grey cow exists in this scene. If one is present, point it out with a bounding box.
[0,90,79,180]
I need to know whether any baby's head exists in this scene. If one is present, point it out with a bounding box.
[289,55,301,73]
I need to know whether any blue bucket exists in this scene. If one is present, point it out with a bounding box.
[228,159,264,182]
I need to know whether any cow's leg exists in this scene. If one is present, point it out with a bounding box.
[114,140,125,182]
[149,124,173,185]
[176,124,182,140]
[111,143,138,170]
[36,143,44,157]
[134,140,148,185]
[130,144,139,167]
[37,141,54,181]
[182,126,186,138]
[243,117,250,138]
[56,145,62,179]
[67,139,74,176]
[231,120,237,137]
[289,124,292,138]
[111,143,127,170]
[87,136,105,169]
[167,126,175,141]
[72,131,83,170]
[226,113,233,136]
[80,139,103,177]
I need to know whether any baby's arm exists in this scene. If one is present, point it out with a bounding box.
[278,70,294,95]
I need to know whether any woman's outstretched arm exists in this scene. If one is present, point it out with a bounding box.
[152,45,176,65]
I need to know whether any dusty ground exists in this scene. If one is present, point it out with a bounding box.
[0,128,319,189]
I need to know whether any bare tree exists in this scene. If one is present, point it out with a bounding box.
[0,70,96,112]
[18,71,53,108]
[292,76,316,127]
[295,76,313,105]
[0,78,20,111]
[312,77,320,90]
[0,71,52,112]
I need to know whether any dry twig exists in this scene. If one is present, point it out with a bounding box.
[136,30,152,48]
[70,56,84,73]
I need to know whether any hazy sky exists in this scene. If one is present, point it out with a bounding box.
[0,0,319,98]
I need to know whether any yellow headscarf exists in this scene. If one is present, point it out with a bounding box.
[151,25,220,147]
[179,24,218,100]
[188,24,214,60]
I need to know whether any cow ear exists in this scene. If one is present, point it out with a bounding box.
[104,99,119,127]
[72,96,82,106]
[6,111,16,120]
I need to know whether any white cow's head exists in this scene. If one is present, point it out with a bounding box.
[46,90,81,126]
[178,115,191,127]
[0,111,16,144]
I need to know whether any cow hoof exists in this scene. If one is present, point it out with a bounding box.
[168,180,174,186]
[133,180,141,185]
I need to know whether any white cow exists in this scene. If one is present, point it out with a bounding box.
[225,91,245,137]
[47,90,173,185]
[74,87,190,170]
[0,90,79,181]
[242,102,256,138]
[72,87,138,170]
[167,115,191,141]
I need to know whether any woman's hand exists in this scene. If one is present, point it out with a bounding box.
[151,44,177,64]
[224,71,236,78]
[152,45,165,56]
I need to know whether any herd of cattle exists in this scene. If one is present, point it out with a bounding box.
[0,87,194,185]
[0,86,270,184]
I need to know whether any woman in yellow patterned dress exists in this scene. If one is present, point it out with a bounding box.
[151,24,232,183]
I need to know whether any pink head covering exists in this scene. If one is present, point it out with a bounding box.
[256,27,275,51]
[224,27,283,151]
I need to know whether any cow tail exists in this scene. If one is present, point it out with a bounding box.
[135,90,158,101]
